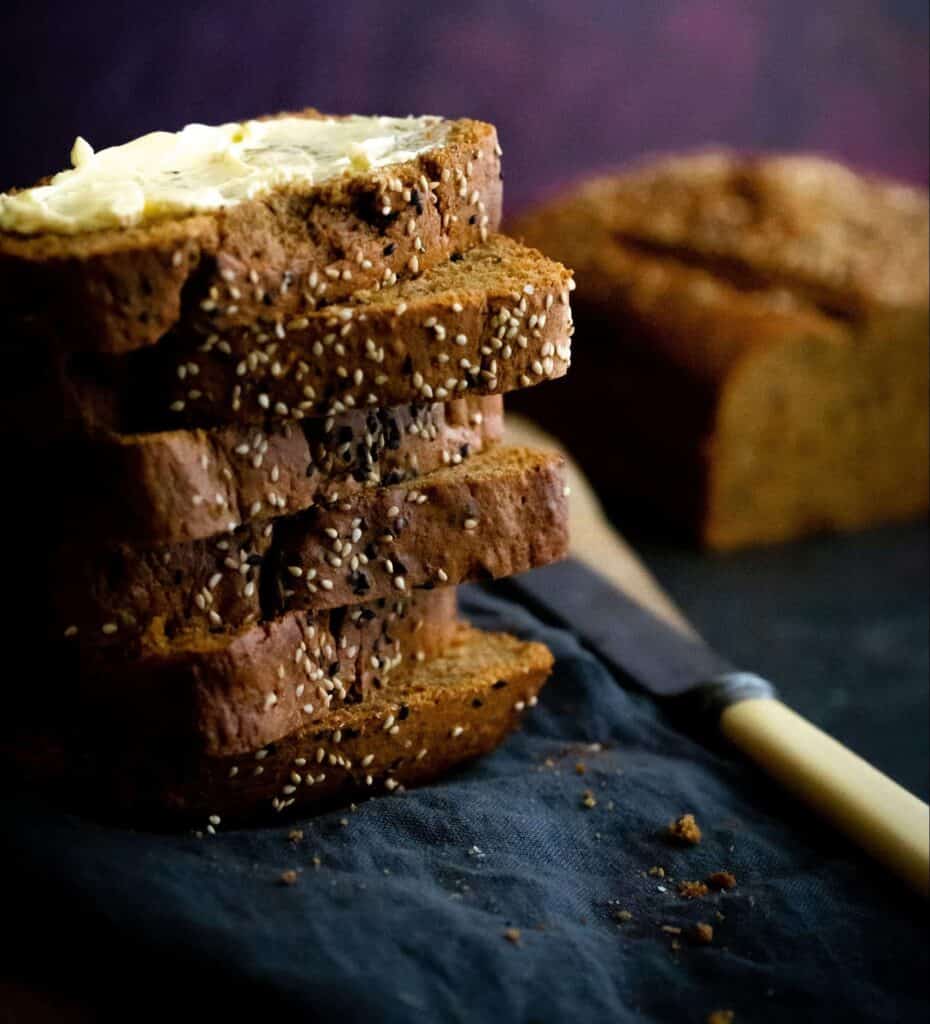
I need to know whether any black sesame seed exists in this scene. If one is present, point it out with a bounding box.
[492,680,508,689]
[350,571,372,595]
[383,242,396,256]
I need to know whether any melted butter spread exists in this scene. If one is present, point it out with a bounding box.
[0,115,449,235]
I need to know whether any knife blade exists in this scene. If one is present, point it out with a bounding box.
[503,557,755,702]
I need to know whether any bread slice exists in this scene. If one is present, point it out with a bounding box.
[6,626,553,824]
[31,396,502,546]
[51,445,568,646]
[68,588,459,758]
[510,153,929,549]
[28,235,573,437]
[0,111,502,355]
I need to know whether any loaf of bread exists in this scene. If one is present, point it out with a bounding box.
[511,151,928,548]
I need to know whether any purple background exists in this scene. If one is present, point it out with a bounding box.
[1,0,926,211]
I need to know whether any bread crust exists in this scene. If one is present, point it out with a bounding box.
[26,235,572,437]
[69,589,459,758]
[5,627,553,824]
[25,396,502,546]
[0,111,503,355]
[516,150,928,317]
[50,445,569,645]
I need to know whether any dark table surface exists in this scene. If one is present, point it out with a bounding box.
[635,520,929,801]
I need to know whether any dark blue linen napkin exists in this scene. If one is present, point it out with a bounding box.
[1,583,926,1022]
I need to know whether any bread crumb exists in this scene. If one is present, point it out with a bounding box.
[575,762,587,775]
[287,829,304,842]
[706,870,737,891]
[648,865,666,878]
[667,813,702,845]
[678,880,709,900]
[707,1012,735,1024]
[503,927,521,945]
[660,925,682,935]
[690,922,714,945]
[311,855,322,870]
[581,789,597,809]
[279,869,299,886]
[612,909,633,923]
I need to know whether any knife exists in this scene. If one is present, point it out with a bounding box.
[504,416,930,897]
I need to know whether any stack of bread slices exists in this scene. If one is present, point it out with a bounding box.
[0,111,573,826]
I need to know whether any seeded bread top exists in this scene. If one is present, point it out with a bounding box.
[0,110,503,354]
[513,150,929,317]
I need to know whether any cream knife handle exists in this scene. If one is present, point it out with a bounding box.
[720,696,930,897]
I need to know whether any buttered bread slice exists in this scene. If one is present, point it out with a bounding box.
[0,111,502,355]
